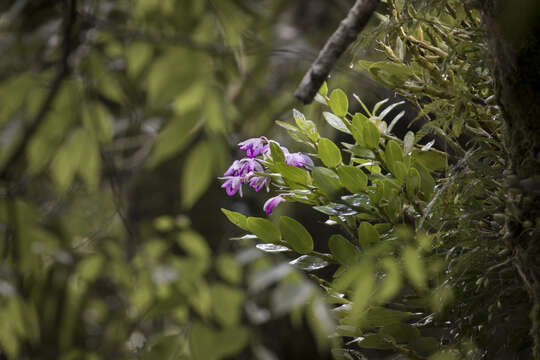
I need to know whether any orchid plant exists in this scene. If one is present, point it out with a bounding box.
[220,85,453,358]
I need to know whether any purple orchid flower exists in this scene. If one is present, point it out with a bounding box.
[224,160,243,177]
[263,195,285,214]
[221,176,244,197]
[249,175,269,192]
[286,152,314,170]
[238,137,267,158]
[238,158,263,176]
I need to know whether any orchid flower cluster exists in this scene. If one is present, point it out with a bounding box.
[220,137,313,214]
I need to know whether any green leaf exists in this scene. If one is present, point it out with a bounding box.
[323,112,351,134]
[375,258,402,302]
[190,323,249,360]
[276,163,309,186]
[364,121,380,149]
[269,141,285,163]
[414,163,435,200]
[406,167,421,197]
[221,209,249,231]
[337,165,368,193]
[402,246,426,290]
[279,216,314,254]
[78,134,101,191]
[412,150,447,171]
[247,217,281,243]
[51,128,86,193]
[211,284,244,327]
[148,113,199,167]
[329,89,349,117]
[177,230,211,258]
[181,141,213,209]
[329,234,360,266]
[312,167,343,199]
[392,161,408,183]
[384,140,403,170]
[357,222,379,250]
[293,109,319,142]
[318,81,328,97]
[126,42,153,78]
[318,138,342,168]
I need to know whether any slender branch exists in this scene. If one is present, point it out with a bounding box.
[0,0,77,180]
[294,0,380,104]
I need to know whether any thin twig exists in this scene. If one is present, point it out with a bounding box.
[0,0,77,180]
[294,0,380,104]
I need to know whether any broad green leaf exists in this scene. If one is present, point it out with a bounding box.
[318,138,342,168]
[190,323,249,360]
[211,284,244,327]
[328,234,359,266]
[177,230,211,258]
[51,128,86,193]
[357,60,413,87]
[247,217,281,243]
[392,161,408,183]
[276,163,309,186]
[323,112,351,134]
[293,109,319,142]
[337,165,368,193]
[406,167,421,197]
[221,209,249,231]
[413,150,447,171]
[312,167,343,199]
[181,141,213,209]
[279,216,313,254]
[318,81,328,96]
[216,255,242,285]
[329,89,349,117]
[364,121,380,149]
[78,134,101,191]
[357,222,379,250]
[269,141,285,163]
[148,113,199,167]
[415,162,435,200]
[126,42,153,78]
[375,258,401,302]
[82,103,113,144]
[402,246,426,290]
[384,140,403,170]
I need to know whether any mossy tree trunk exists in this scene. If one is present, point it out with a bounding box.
[481,0,540,357]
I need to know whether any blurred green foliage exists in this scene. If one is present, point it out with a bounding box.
[0,0,534,359]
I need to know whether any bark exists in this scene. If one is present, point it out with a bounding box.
[294,0,379,104]
[481,0,540,357]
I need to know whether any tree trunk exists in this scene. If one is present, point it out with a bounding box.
[482,0,540,357]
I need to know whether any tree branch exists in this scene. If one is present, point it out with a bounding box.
[294,0,379,104]
[0,0,77,180]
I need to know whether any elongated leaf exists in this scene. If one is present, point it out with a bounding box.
[247,217,281,243]
[323,112,351,134]
[270,141,285,163]
[318,138,342,168]
[403,246,426,290]
[279,216,313,254]
[312,167,343,199]
[221,209,249,231]
[357,222,379,250]
[336,165,368,193]
[329,234,359,266]
[182,141,213,209]
[329,89,349,117]
[148,114,199,167]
